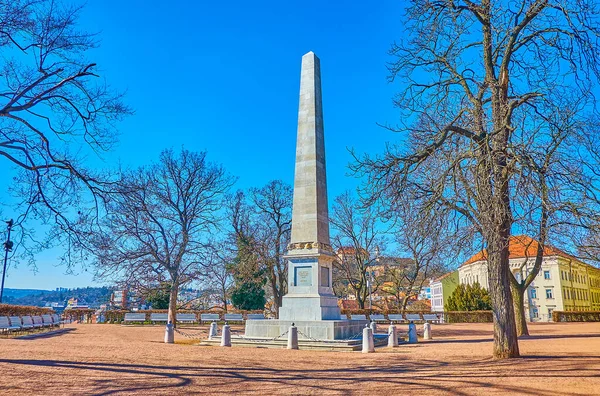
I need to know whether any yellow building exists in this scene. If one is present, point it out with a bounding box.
[459,236,600,321]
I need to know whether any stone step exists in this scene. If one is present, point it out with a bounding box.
[201,335,397,351]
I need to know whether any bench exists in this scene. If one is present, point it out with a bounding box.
[369,314,387,323]
[0,316,21,335]
[246,313,265,320]
[224,313,244,323]
[200,313,220,323]
[176,313,196,324]
[387,314,404,323]
[351,314,367,321]
[405,313,422,322]
[19,316,35,330]
[32,315,45,328]
[422,313,441,323]
[123,313,146,324]
[42,314,54,327]
[150,313,169,323]
[52,314,63,326]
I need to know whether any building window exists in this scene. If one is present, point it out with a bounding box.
[531,288,537,299]
[532,307,539,318]
[546,289,554,299]
[544,271,551,280]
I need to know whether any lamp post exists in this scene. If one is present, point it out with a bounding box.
[0,219,14,303]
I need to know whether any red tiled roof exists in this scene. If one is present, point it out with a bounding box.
[461,235,575,267]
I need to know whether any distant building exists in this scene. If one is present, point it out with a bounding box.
[110,289,144,309]
[429,271,459,312]
[419,286,432,300]
[458,235,600,321]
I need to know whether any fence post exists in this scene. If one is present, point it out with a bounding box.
[388,324,398,347]
[408,322,418,344]
[423,322,432,340]
[369,321,377,334]
[362,325,374,353]
[164,321,174,344]
[287,323,298,350]
[209,321,218,340]
[220,323,231,347]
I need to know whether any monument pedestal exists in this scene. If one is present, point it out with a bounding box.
[278,294,340,321]
[244,319,367,341]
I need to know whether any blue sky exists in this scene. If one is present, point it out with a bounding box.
[1,0,406,289]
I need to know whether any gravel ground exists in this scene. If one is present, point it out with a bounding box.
[0,322,599,395]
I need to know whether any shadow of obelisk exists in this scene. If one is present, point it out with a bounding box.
[244,52,367,340]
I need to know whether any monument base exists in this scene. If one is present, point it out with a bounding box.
[278,294,341,321]
[244,319,367,341]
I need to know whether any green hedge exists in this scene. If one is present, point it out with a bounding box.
[0,304,54,316]
[103,309,265,323]
[444,311,493,323]
[64,308,96,323]
[552,311,600,322]
[340,309,434,319]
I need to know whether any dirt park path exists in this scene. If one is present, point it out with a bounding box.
[0,322,599,395]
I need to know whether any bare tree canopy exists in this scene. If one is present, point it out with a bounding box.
[331,191,386,309]
[384,194,449,311]
[225,181,292,316]
[0,0,130,263]
[353,0,600,359]
[91,149,234,324]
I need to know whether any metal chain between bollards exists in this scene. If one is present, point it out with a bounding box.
[296,328,365,343]
[237,329,290,343]
[173,327,212,340]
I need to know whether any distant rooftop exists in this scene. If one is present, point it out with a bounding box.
[461,235,578,267]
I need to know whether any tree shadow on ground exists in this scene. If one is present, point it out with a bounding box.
[15,328,75,340]
[1,354,597,396]
[519,333,600,341]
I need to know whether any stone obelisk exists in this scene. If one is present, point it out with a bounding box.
[244,52,365,341]
[278,51,340,321]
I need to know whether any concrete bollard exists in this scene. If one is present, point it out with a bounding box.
[423,322,432,340]
[362,326,375,353]
[208,321,218,340]
[388,324,398,347]
[220,323,232,347]
[370,321,377,334]
[287,324,299,350]
[164,322,174,344]
[408,322,418,344]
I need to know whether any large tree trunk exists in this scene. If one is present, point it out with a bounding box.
[221,282,228,313]
[512,284,529,337]
[268,266,280,318]
[487,236,520,359]
[167,281,179,327]
[401,295,410,313]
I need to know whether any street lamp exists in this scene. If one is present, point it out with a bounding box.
[0,219,14,303]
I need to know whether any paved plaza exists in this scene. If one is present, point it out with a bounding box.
[0,322,599,395]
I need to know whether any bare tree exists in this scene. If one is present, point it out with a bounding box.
[383,199,448,311]
[249,180,292,315]
[353,0,600,358]
[198,240,234,312]
[91,149,234,325]
[0,0,130,265]
[330,191,386,309]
